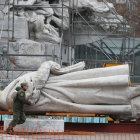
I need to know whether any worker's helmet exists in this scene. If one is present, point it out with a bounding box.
[21,83,28,87]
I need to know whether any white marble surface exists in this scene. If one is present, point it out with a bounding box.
[4,118,64,132]
[2,62,140,119]
[0,14,29,39]
[0,62,136,119]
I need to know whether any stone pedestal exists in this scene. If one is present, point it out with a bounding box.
[4,118,64,132]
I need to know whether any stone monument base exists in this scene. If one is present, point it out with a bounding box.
[4,118,64,132]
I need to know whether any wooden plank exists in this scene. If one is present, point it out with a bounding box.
[0,111,95,117]
[0,130,95,135]
[0,111,13,115]
[114,120,120,124]
[45,113,96,117]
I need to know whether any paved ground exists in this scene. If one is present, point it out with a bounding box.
[0,133,140,140]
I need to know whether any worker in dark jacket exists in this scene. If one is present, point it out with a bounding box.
[6,83,31,134]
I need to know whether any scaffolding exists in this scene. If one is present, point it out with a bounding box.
[71,0,136,83]
[0,0,137,88]
[0,0,72,89]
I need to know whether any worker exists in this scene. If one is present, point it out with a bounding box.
[6,83,31,134]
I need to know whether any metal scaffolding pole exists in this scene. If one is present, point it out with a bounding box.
[0,0,136,86]
[0,0,70,88]
[72,0,135,75]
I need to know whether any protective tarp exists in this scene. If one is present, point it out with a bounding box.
[1,61,140,118]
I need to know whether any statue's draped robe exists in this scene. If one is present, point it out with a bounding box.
[0,61,140,118]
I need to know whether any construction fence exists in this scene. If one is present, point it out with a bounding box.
[0,127,140,140]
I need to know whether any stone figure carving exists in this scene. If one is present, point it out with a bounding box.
[0,0,125,72]
[0,0,123,43]
[0,61,140,119]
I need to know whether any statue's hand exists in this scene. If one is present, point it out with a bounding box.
[28,99,36,105]
[28,89,40,105]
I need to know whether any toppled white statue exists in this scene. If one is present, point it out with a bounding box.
[0,61,140,119]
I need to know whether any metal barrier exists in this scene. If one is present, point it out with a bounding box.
[0,126,140,140]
